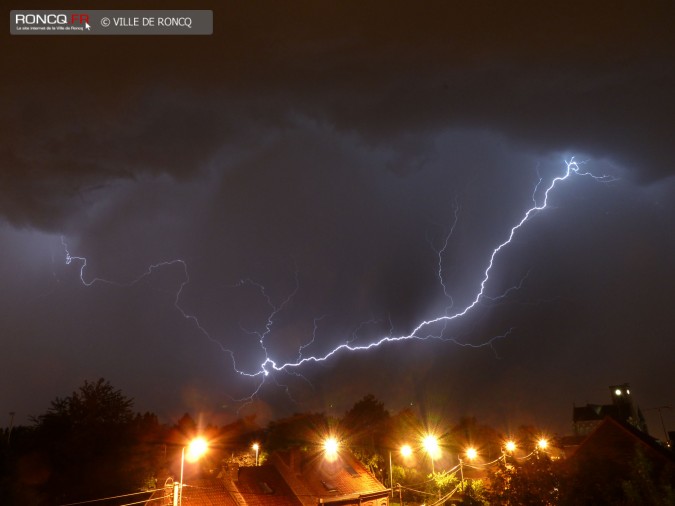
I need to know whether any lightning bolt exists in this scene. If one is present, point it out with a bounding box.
[430,196,461,308]
[258,158,613,374]
[61,158,613,401]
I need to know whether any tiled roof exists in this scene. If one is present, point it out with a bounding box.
[560,416,675,493]
[145,477,238,506]
[272,449,388,502]
[571,416,675,464]
[233,466,303,506]
[147,451,388,506]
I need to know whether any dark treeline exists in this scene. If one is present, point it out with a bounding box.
[2,381,674,505]
[0,379,265,505]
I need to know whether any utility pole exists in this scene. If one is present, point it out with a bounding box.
[644,406,672,446]
[651,406,672,446]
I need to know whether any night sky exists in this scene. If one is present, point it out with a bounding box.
[2,2,674,438]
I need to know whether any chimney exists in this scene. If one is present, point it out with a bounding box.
[222,462,239,484]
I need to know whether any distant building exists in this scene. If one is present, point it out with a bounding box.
[573,383,648,437]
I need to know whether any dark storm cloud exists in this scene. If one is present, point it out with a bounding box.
[2,1,674,230]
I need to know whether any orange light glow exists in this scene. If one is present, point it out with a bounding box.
[186,437,208,462]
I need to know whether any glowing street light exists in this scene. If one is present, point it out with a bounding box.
[422,434,440,474]
[322,436,340,462]
[186,437,208,462]
[459,447,478,492]
[423,435,439,455]
[178,437,208,506]
[537,437,549,451]
[390,444,414,497]
[502,440,517,464]
[252,443,260,466]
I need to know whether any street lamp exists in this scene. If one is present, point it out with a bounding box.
[390,444,413,497]
[460,447,477,492]
[534,437,549,461]
[177,437,208,506]
[502,440,516,464]
[322,436,340,462]
[252,443,260,466]
[422,435,440,474]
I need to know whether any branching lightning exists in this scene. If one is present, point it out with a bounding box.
[432,197,461,307]
[60,158,613,401]
[258,159,612,373]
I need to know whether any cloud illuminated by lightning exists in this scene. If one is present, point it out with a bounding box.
[61,158,613,398]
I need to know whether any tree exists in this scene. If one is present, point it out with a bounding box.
[29,379,154,504]
[341,395,390,480]
[460,478,488,505]
[450,416,502,460]
[484,453,559,506]
[342,394,389,432]
[265,412,331,453]
[621,448,675,505]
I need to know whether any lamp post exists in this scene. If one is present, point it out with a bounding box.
[390,444,413,498]
[502,440,516,465]
[322,436,340,462]
[389,450,393,497]
[176,437,208,506]
[422,435,439,474]
[533,437,548,462]
[252,443,260,466]
[645,406,672,446]
[460,447,477,492]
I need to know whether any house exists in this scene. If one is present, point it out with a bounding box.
[221,463,302,506]
[269,448,390,506]
[145,448,389,506]
[559,416,675,503]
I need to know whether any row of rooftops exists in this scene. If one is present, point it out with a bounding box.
[146,383,671,505]
[146,447,390,506]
